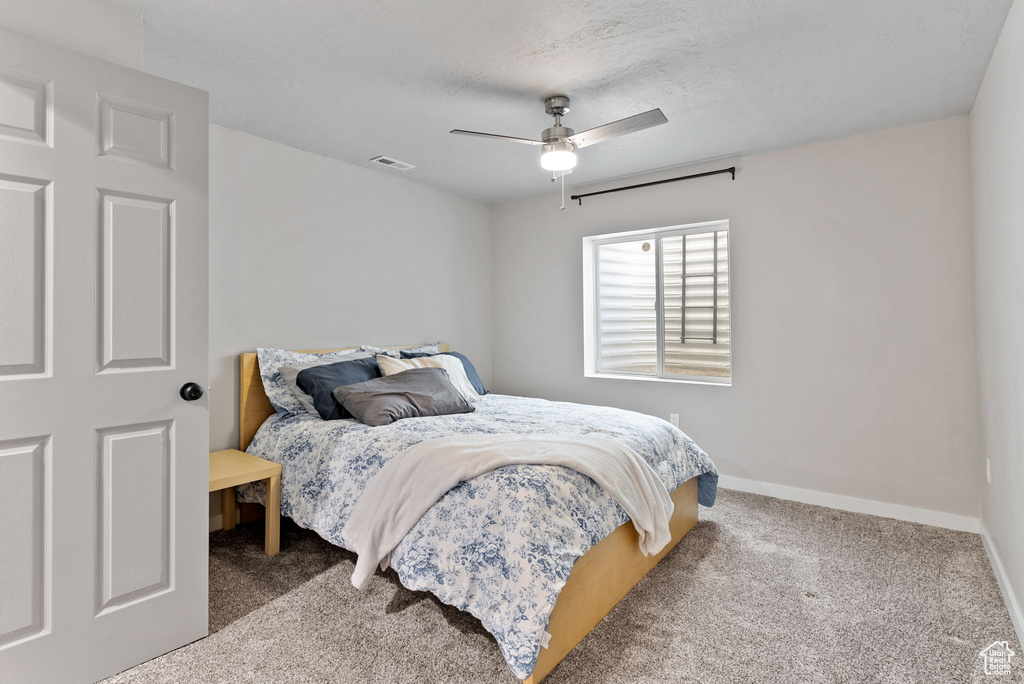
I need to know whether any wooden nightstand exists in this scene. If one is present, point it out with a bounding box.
[209,449,282,556]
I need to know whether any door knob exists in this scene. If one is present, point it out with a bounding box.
[179,382,204,401]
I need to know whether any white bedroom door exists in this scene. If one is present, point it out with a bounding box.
[0,29,209,683]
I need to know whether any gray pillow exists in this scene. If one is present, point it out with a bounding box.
[279,351,372,416]
[332,367,475,427]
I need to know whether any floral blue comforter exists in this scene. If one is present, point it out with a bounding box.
[237,394,718,679]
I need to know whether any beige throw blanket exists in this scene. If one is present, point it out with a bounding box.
[342,433,674,590]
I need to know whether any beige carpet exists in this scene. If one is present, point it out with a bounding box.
[105,489,1022,683]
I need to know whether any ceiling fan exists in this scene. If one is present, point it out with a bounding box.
[451,95,667,172]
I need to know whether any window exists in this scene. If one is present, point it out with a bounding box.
[583,220,731,385]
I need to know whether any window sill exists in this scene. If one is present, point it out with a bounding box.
[585,371,731,387]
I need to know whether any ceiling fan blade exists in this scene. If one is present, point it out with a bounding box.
[568,108,668,149]
[450,129,544,146]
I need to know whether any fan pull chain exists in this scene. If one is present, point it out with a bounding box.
[561,170,566,212]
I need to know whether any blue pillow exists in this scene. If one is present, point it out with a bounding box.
[400,351,487,395]
[296,356,382,420]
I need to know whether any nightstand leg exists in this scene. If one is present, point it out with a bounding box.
[221,486,236,531]
[265,474,281,556]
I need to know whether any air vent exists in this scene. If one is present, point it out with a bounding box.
[370,155,415,171]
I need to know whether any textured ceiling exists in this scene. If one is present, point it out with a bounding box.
[105,0,1011,203]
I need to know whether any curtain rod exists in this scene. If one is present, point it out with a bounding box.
[569,166,736,206]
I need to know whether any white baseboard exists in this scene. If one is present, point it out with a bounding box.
[981,522,1024,647]
[716,475,981,533]
[209,510,240,532]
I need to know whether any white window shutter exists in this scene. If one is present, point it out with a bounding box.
[593,224,730,380]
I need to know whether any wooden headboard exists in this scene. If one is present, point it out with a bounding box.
[238,344,450,451]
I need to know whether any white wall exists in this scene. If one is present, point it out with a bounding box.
[492,116,981,519]
[0,0,142,69]
[970,0,1024,637]
[208,124,493,451]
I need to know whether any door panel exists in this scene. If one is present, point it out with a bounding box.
[99,191,173,371]
[0,437,49,648]
[0,67,50,145]
[0,175,48,376]
[0,28,208,684]
[97,421,172,615]
[97,93,173,168]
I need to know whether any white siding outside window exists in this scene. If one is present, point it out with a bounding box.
[583,220,731,385]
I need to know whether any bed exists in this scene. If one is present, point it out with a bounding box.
[235,345,718,682]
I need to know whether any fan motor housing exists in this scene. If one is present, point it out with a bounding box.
[542,126,575,143]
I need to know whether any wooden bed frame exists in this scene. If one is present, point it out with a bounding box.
[238,346,700,683]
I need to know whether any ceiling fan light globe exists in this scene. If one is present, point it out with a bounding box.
[541,150,577,171]
[540,141,577,171]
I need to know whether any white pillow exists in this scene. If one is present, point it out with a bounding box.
[376,354,480,404]
[360,343,440,358]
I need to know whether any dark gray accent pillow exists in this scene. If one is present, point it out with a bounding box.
[296,356,381,420]
[332,367,475,427]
